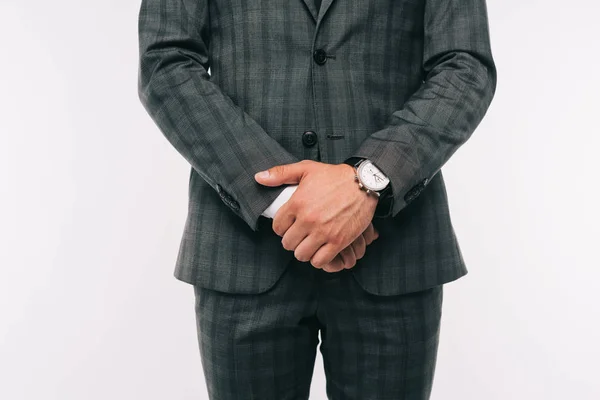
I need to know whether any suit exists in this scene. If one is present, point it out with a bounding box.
[137,0,496,398]
[137,0,496,294]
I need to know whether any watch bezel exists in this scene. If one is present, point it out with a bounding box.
[356,159,390,192]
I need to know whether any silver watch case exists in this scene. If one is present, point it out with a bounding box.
[354,159,390,196]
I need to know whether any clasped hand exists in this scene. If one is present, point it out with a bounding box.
[254,160,380,273]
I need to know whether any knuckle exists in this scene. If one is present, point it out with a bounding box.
[302,210,319,225]
[311,257,325,269]
[272,222,283,237]
[281,238,291,250]
[328,235,343,247]
[294,249,308,262]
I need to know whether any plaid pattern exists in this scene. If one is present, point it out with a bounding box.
[137,0,497,295]
[193,259,443,399]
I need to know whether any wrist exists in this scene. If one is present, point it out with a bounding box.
[343,157,393,217]
[341,162,357,179]
[341,162,380,210]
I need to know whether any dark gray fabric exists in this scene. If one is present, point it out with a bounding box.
[137,0,497,296]
[194,258,443,399]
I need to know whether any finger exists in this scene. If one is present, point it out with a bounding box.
[293,233,326,263]
[322,255,345,273]
[351,234,367,260]
[310,242,341,269]
[254,160,311,186]
[271,202,296,237]
[338,245,357,269]
[363,223,376,245]
[280,223,308,252]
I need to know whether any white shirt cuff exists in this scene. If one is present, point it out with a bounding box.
[261,185,298,218]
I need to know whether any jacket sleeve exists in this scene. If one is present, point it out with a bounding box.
[137,0,300,231]
[348,0,498,217]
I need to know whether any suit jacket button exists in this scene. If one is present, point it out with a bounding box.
[302,130,317,147]
[313,49,327,65]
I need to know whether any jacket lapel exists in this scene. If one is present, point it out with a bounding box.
[316,0,336,26]
[301,0,318,21]
[301,0,337,26]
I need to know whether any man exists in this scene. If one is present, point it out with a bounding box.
[137,0,496,398]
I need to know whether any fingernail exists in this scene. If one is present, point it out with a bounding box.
[255,170,270,179]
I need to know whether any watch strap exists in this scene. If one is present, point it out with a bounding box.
[343,156,367,169]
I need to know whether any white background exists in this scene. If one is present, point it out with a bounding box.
[1,1,599,399]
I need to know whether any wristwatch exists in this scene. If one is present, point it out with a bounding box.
[344,157,394,217]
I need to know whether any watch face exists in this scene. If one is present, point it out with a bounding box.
[358,161,390,191]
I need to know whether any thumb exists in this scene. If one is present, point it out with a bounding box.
[254,162,307,186]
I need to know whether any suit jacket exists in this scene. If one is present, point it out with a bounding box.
[137,0,497,295]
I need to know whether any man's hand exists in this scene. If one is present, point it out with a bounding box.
[254,160,379,269]
[320,222,379,273]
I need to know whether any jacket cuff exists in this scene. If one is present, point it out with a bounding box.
[346,137,433,218]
